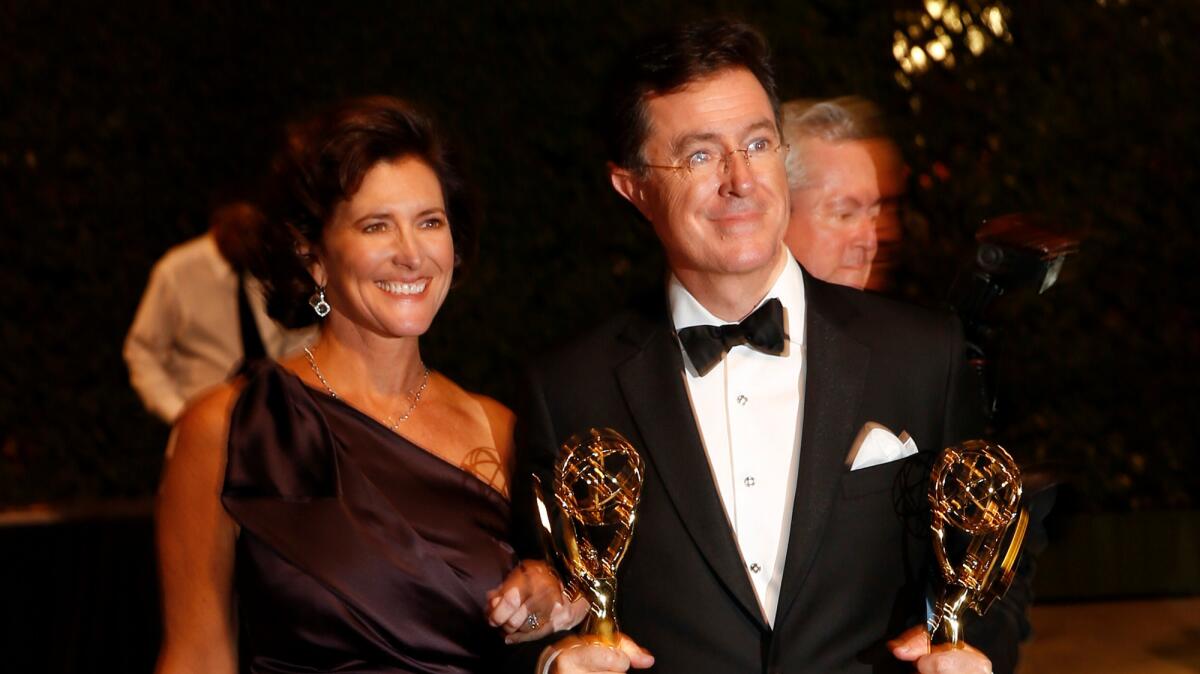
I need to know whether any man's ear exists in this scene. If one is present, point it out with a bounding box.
[608,162,652,221]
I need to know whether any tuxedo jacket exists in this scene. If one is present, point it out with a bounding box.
[509,272,1031,674]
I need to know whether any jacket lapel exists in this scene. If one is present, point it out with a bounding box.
[614,309,767,629]
[775,277,870,625]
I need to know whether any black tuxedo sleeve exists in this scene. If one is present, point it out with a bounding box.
[941,312,986,448]
[509,365,562,561]
[499,641,550,674]
[497,367,568,674]
[940,313,1036,674]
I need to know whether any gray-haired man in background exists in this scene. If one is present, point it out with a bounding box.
[782,98,905,291]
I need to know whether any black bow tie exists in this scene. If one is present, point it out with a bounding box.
[677,298,787,376]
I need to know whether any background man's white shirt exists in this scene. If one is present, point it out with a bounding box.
[124,232,314,423]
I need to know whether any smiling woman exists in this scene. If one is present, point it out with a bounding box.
[153,96,566,674]
[312,157,456,341]
[254,95,478,330]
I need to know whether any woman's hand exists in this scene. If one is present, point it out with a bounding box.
[487,560,589,643]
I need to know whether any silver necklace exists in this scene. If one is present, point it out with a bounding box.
[303,346,430,430]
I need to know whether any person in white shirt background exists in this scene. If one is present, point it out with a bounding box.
[123,200,314,424]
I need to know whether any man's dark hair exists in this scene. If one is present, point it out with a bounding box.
[254,95,478,328]
[210,200,266,274]
[605,19,780,170]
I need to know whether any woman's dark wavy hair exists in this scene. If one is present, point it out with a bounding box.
[252,95,478,328]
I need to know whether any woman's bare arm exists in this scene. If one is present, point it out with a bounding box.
[154,385,239,674]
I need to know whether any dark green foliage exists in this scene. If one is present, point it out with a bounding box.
[0,1,1195,509]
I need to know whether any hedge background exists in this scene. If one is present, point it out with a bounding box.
[1,1,1196,510]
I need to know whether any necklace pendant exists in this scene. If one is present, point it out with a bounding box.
[304,346,430,427]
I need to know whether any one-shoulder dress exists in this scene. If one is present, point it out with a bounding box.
[221,361,517,673]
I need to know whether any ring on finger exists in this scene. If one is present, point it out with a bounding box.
[524,612,541,631]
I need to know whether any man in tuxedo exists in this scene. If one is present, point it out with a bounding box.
[508,19,1029,674]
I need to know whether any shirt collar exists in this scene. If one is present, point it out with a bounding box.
[668,252,806,348]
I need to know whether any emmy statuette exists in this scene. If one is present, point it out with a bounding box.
[928,440,1029,647]
[532,428,644,646]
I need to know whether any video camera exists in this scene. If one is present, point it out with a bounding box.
[949,213,1080,423]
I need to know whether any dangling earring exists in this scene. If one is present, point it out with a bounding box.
[309,286,331,317]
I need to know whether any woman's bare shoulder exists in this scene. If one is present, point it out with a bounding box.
[177,374,248,433]
[430,374,515,450]
[167,377,249,478]
[454,381,514,436]
[470,392,515,429]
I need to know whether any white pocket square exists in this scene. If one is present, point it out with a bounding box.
[846,422,918,470]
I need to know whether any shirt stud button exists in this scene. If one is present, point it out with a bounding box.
[750,563,762,573]
[736,394,748,405]
[744,476,756,487]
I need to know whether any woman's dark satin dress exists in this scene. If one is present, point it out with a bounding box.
[221,362,517,673]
